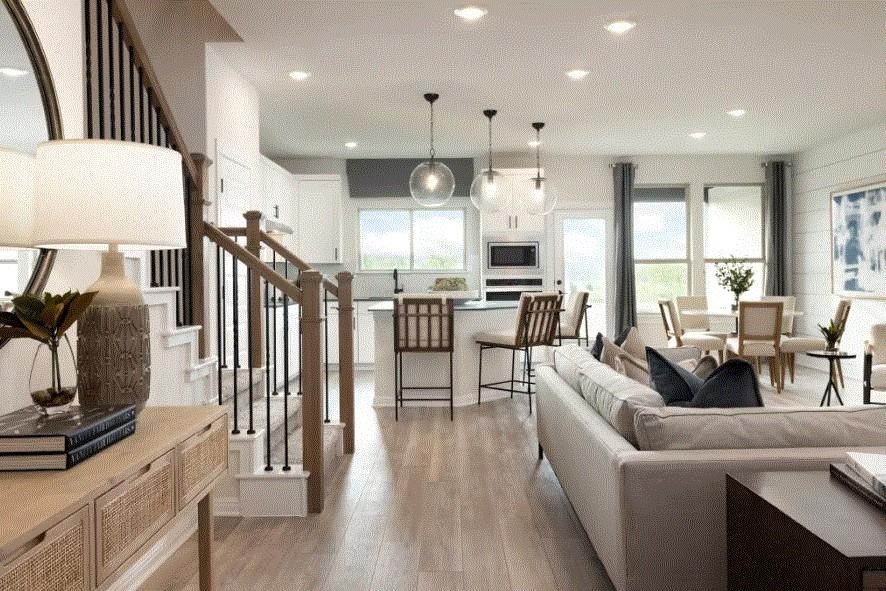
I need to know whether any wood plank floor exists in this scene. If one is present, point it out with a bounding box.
[142,371,614,590]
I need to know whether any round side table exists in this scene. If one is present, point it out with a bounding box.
[806,350,856,407]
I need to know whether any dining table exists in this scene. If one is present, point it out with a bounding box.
[680,308,805,333]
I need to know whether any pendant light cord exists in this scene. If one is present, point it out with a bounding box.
[487,116,494,180]
[429,100,436,163]
[535,127,541,177]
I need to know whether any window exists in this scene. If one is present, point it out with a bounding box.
[359,209,465,271]
[632,187,689,311]
[704,185,764,309]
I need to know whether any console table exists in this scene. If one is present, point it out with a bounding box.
[0,406,228,591]
[727,471,886,591]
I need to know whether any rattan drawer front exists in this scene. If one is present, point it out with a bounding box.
[95,450,175,584]
[176,417,227,510]
[0,506,90,591]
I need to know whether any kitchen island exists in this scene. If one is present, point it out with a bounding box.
[370,300,530,409]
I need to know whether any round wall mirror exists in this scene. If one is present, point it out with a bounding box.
[0,0,62,348]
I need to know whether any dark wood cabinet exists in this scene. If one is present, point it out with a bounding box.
[727,471,886,591]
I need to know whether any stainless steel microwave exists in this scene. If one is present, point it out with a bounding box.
[486,241,540,270]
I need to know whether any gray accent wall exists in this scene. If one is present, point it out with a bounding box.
[346,158,474,198]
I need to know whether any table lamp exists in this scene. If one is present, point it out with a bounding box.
[0,147,35,251]
[33,140,185,410]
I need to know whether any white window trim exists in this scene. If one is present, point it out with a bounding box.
[357,206,468,273]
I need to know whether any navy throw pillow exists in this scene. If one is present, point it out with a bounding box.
[591,333,605,360]
[677,360,764,408]
[646,347,703,405]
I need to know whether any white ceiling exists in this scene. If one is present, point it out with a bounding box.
[206,0,886,159]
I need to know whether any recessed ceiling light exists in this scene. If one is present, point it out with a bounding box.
[528,140,541,148]
[454,5,487,21]
[605,20,636,34]
[689,131,707,139]
[565,69,590,81]
[288,70,312,81]
[0,67,29,78]
[345,141,358,149]
[727,109,746,118]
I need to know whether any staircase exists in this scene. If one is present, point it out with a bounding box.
[87,0,355,516]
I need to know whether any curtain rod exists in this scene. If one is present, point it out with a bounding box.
[761,161,792,167]
[609,163,637,169]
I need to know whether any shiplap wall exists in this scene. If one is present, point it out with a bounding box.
[792,123,886,376]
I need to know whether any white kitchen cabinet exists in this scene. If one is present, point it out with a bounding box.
[260,156,298,258]
[295,175,343,264]
[480,169,546,234]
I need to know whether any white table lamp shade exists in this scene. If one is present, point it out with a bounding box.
[0,147,35,248]
[32,140,186,250]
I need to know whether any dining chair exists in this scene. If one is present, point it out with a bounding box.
[863,323,886,405]
[764,295,822,383]
[393,295,455,421]
[557,290,590,346]
[726,301,784,393]
[476,291,562,414]
[675,295,712,332]
[658,299,726,363]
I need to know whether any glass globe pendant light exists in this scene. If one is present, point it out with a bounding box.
[469,109,507,213]
[524,121,557,215]
[410,93,455,207]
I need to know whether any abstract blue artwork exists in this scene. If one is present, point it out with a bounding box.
[831,181,885,296]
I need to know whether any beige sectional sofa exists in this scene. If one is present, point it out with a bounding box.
[536,345,886,591]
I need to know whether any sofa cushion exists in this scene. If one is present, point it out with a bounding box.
[633,405,886,451]
[553,344,598,392]
[578,360,665,446]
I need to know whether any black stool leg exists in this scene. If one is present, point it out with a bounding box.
[527,346,533,415]
[394,352,399,421]
[538,443,543,460]
[449,351,454,421]
[477,345,484,405]
[510,349,516,399]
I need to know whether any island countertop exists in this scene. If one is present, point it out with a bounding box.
[368,300,519,313]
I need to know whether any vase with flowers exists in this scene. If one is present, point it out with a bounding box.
[0,291,97,414]
[714,256,755,311]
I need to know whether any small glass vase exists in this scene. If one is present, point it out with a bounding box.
[29,336,77,415]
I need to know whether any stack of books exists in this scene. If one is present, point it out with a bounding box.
[0,405,136,471]
[830,451,886,511]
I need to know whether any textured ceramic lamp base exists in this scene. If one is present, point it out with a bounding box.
[77,303,151,411]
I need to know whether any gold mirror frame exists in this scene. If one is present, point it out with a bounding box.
[0,0,63,349]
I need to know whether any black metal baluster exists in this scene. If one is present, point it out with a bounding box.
[231,252,240,435]
[117,18,123,139]
[96,0,104,138]
[147,92,154,143]
[174,250,182,326]
[128,44,135,141]
[282,275,291,471]
[324,288,330,423]
[85,0,93,137]
[272,251,278,394]
[157,246,165,287]
[107,0,115,139]
[138,67,145,143]
[246,268,255,435]
[220,247,226,368]
[216,245,223,405]
[264,275,272,471]
[297,269,303,396]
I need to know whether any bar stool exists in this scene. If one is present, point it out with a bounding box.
[557,291,590,346]
[476,292,562,414]
[393,295,455,421]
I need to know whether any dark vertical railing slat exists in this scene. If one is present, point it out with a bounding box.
[216,246,223,405]
[324,289,330,423]
[282,274,291,471]
[107,0,115,139]
[85,0,93,137]
[264,276,272,471]
[246,267,255,435]
[231,251,240,435]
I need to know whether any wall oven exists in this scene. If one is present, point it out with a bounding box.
[486,240,541,271]
[484,277,545,301]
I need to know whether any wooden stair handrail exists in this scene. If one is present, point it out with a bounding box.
[112,0,200,182]
[203,223,302,304]
[259,230,339,296]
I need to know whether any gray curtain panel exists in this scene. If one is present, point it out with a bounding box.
[613,162,637,331]
[764,160,788,296]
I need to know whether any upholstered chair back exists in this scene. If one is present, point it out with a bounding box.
[658,299,682,342]
[737,301,783,349]
[675,295,709,331]
[514,292,562,348]
[871,323,886,365]
[762,295,796,334]
[562,291,589,337]
[394,296,455,353]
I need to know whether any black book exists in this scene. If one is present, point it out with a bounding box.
[0,420,136,471]
[0,405,136,453]
[830,463,886,512]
